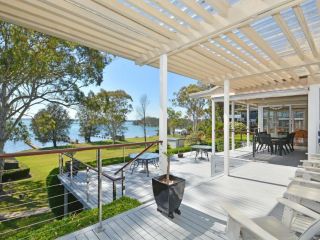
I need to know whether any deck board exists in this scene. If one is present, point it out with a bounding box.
[59,160,297,240]
[58,147,302,240]
[58,150,249,209]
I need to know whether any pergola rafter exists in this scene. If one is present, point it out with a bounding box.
[0,0,319,93]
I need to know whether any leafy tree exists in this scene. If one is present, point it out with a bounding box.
[77,91,100,143]
[233,122,247,133]
[0,20,110,190]
[31,104,72,147]
[167,107,183,135]
[136,94,150,142]
[97,90,132,144]
[173,84,208,131]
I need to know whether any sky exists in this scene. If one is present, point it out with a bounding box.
[27,57,197,120]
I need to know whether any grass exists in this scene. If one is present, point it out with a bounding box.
[0,212,54,238]
[0,134,250,237]
[0,136,157,215]
[6,197,141,240]
[17,136,158,181]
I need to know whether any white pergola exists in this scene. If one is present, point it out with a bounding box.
[1,0,320,175]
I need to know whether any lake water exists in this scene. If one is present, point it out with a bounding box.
[4,119,158,153]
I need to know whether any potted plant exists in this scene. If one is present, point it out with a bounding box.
[152,151,185,218]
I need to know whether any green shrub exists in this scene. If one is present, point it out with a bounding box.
[168,146,192,154]
[8,197,141,240]
[2,164,30,182]
[46,168,83,218]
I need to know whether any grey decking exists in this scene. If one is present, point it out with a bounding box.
[59,161,297,240]
[58,151,247,209]
[59,202,228,240]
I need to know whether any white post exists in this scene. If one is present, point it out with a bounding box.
[224,80,230,176]
[97,149,103,231]
[159,54,168,174]
[246,104,250,147]
[231,101,235,151]
[308,84,320,156]
[289,105,292,133]
[258,106,263,132]
[211,99,216,176]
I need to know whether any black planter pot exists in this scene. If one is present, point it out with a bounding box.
[152,174,185,218]
[177,153,183,158]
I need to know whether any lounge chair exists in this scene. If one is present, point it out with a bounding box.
[222,198,320,240]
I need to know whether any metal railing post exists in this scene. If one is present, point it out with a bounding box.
[86,167,90,202]
[70,158,73,184]
[61,154,64,174]
[59,154,62,175]
[121,169,125,196]
[97,148,103,231]
[112,181,117,201]
[123,146,125,163]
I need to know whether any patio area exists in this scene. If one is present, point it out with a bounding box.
[58,150,247,208]
[59,157,297,240]
[1,0,320,238]
[59,146,304,209]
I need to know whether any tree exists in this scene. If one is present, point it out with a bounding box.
[77,91,100,143]
[136,94,150,142]
[31,104,72,147]
[173,84,208,131]
[167,107,182,135]
[0,21,111,190]
[97,90,132,144]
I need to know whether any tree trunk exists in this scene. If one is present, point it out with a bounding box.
[0,141,5,193]
[144,124,147,143]
[53,139,57,148]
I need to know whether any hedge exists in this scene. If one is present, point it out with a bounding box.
[46,156,132,218]
[168,146,192,154]
[8,197,141,240]
[46,168,83,218]
[2,164,30,182]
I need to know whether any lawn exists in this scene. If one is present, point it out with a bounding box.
[5,197,141,240]
[17,136,159,181]
[0,134,250,237]
[0,136,158,215]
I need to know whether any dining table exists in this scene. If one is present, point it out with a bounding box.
[191,145,212,161]
[129,152,159,177]
[270,133,288,156]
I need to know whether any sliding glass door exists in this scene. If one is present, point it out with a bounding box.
[263,106,290,135]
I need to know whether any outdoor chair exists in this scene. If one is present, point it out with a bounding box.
[255,132,267,151]
[273,137,289,156]
[222,198,320,240]
[259,134,274,154]
[287,132,296,152]
[65,160,80,177]
[300,159,320,171]
[294,168,320,182]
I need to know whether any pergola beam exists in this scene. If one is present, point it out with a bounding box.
[240,26,300,81]
[293,5,319,58]
[138,0,306,65]
[125,0,196,37]
[151,0,203,31]
[273,13,306,61]
[205,0,230,17]
[179,0,216,24]
[94,0,177,41]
